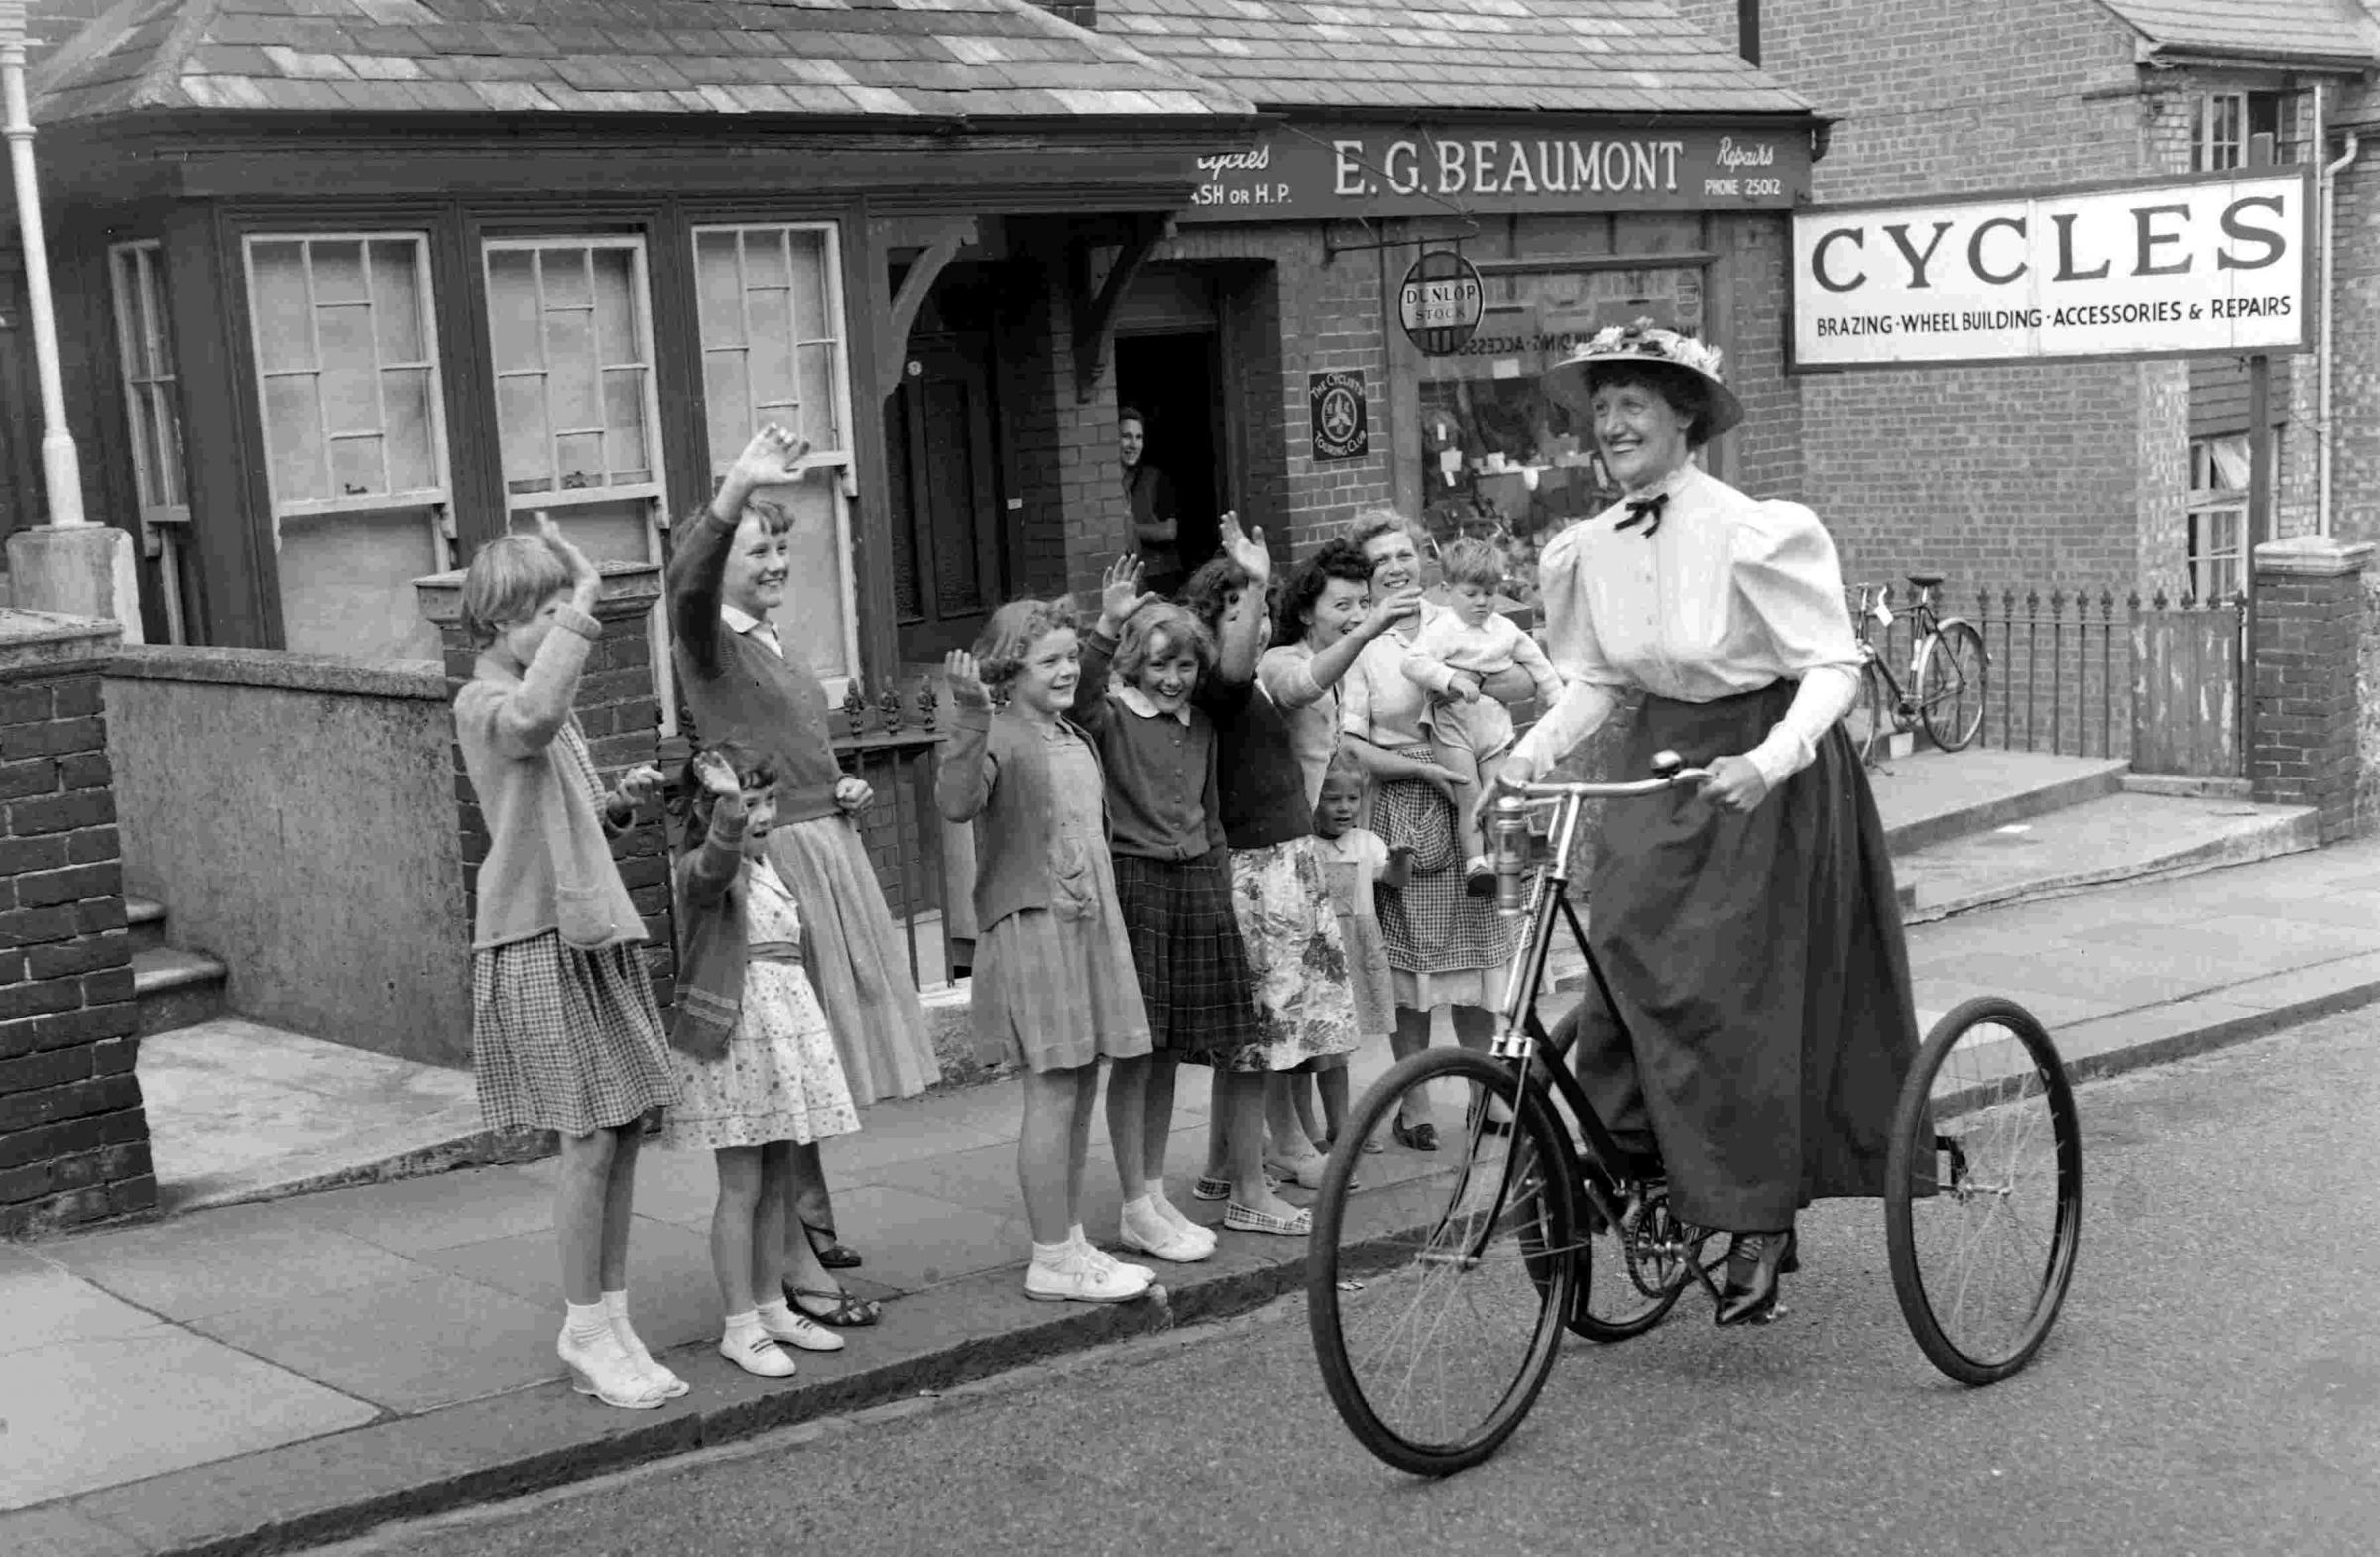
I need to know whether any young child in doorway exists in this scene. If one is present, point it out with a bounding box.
[454,518,682,1411]
[1400,539,1565,895]
[1310,751,1406,1153]
[663,741,862,1377]
[937,596,1167,1302]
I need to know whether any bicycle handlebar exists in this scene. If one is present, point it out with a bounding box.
[1494,750,1711,801]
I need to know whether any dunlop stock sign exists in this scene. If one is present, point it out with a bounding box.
[1791,169,2311,369]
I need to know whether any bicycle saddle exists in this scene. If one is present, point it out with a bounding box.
[1905,572,1945,590]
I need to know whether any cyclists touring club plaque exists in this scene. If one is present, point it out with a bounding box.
[1398,249,1487,355]
[1309,370,1368,461]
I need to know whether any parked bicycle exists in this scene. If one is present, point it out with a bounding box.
[1305,756,2082,1477]
[1843,573,1989,766]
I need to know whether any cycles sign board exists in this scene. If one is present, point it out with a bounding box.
[1790,168,2311,369]
[1180,123,1811,222]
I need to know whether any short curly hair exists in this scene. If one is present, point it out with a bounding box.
[1436,538,1506,593]
[1179,555,1254,639]
[1112,602,1216,690]
[1271,539,1377,648]
[971,597,1081,703]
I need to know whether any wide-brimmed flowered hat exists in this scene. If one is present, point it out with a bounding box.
[1541,318,1744,438]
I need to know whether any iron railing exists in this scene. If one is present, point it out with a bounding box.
[832,678,953,991]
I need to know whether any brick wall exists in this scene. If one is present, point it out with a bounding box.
[2251,539,2369,841]
[0,628,151,1237]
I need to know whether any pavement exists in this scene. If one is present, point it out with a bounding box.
[9,758,2380,1555]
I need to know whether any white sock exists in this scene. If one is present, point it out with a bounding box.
[600,1290,647,1355]
[723,1309,764,1342]
[564,1300,612,1346]
[757,1297,800,1329]
[1030,1237,1074,1266]
[1149,1185,1200,1234]
[1122,1193,1156,1224]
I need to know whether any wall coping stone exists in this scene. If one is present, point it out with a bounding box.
[2253,536,2374,578]
[106,644,446,700]
[414,560,664,631]
[0,609,123,675]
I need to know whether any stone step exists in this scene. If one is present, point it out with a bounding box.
[126,893,168,955]
[1893,790,2320,924]
[1869,749,2132,854]
[133,944,228,1037]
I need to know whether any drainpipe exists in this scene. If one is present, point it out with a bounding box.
[2319,79,2360,540]
[1,1,86,527]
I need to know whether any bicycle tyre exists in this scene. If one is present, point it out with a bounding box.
[1843,659,1893,767]
[1885,997,2082,1385]
[1915,620,1988,751]
[1307,1046,1577,1477]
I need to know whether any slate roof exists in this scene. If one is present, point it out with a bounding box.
[28,0,1259,125]
[1097,0,1815,117]
[2095,0,2380,65]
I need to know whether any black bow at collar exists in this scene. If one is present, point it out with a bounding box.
[1616,492,1669,539]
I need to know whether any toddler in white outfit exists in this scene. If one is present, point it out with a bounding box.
[1401,538,1565,892]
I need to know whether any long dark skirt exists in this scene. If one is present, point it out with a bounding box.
[1565,682,1920,1232]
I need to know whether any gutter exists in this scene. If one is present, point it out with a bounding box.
[2134,40,2380,75]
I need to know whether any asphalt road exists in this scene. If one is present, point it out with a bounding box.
[323,1012,2380,1557]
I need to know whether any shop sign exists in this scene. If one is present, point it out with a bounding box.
[1180,123,1810,223]
[1790,169,2311,369]
[1398,251,1486,355]
[1309,371,1368,462]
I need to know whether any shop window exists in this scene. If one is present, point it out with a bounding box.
[1414,263,1706,614]
[107,240,192,643]
[691,222,858,685]
[2192,91,2302,171]
[2186,435,2256,602]
[243,233,451,659]
[483,236,675,729]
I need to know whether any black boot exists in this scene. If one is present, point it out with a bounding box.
[1716,1226,1794,1326]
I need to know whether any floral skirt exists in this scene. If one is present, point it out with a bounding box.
[660,962,861,1152]
[471,934,676,1137]
[1229,838,1359,1073]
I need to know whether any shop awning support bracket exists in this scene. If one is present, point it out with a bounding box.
[1074,211,1172,403]
[1322,214,1480,264]
[879,215,980,396]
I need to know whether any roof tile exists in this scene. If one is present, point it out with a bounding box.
[2099,1,2376,62]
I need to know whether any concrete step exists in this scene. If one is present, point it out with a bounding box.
[133,944,228,1037]
[1869,749,2132,854]
[1894,790,2320,924]
[126,893,168,956]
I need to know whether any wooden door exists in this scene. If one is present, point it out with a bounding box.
[889,329,1005,662]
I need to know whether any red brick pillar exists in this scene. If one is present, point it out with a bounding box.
[416,564,677,1012]
[2250,536,2372,842]
[0,611,150,1236]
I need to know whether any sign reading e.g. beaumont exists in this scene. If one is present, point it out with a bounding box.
[1791,169,2310,369]
[1179,124,1811,222]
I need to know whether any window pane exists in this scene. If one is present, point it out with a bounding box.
[592,248,640,366]
[543,249,591,309]
[159,387,187,506]
[311,241,367,305]
[317,304,381,437]
[330,434,385,499]
[556,430,604,490]
[546,304,599,432]
[370,241,426,363]
[275,506,442,661]
[704,349,749,472]
[603,368,648,482]
[694,231,745,345]
[251,242,316,373]
[791,229,833,343]
[745,230,791,294]
[263,374,326,502]
[797,342,839,449]
[383,367,435,493]
[497,375,552,493]
[746,278,795,419]
[485,250,541,374]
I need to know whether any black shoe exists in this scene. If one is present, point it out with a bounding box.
[1464,861,1498,898]
[1716,1226,1793,1327]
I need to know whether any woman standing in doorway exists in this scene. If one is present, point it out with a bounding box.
[666,425,940,1328]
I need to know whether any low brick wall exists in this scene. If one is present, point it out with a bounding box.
[2250,538,2371,842]
[0,609,149,1237]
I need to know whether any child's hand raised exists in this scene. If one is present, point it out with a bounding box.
[613,764,666,809]
[690,749,743,799]
[1097,555,1160,635]
[944,650,991,709]
[725,424,824,493]
[533,512,599,601]
[1218,511,1270,582]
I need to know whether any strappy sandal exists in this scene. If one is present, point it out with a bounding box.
[802,1220,863,1269]
[784,1283,884,1328]
[1390,1118,1438,1152]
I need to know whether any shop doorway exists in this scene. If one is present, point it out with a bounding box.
[1117,331,1225,581]
[888,327,1007,663]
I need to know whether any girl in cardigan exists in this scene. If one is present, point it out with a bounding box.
[666,424,934,1326]
[937,599,1165,1301]
[663,742,861,1374]
[455,519,680,1412]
